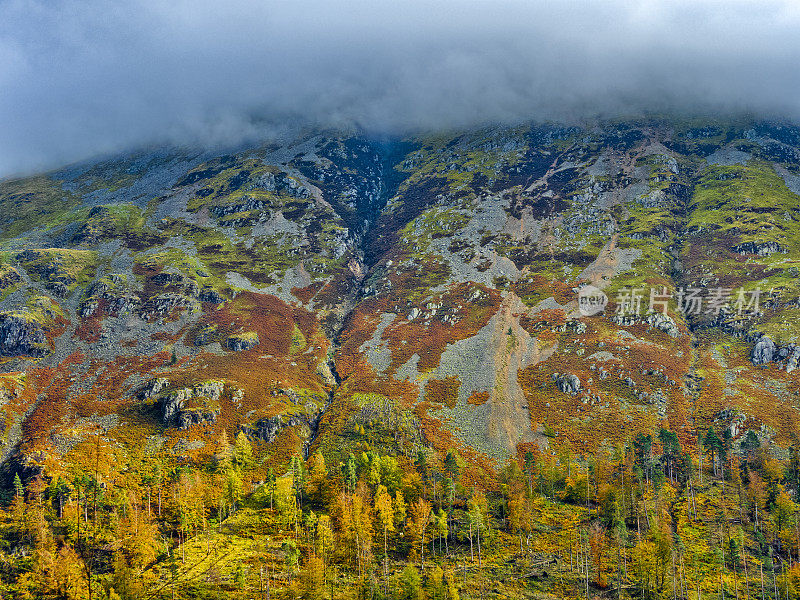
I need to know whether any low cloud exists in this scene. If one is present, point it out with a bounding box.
[1,0,799,176]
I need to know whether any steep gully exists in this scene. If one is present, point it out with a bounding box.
[304,141,413,457]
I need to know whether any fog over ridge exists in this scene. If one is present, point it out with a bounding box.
[1,0,799,177]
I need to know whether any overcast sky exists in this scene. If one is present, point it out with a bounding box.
[1,0,799,177]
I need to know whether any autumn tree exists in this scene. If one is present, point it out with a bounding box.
[409,497,432,568]
[52,544,87,600]
[315,514,334,566]
[110,550,146,600]
[214,430,233,472]
[375,485,394,585]
[362,451,382,490]
[467,490,489,567]
[633,433,653,483]
[772,489,797,553]
[11,472,26,538]
[224,467,243,517]
[332,490,373,575]
[116,495,159,578]
[282,538,300,582]
[291,455,307,508]
[300,554,326,599]
[658,428,681,483]
[652,508,673,594]
[434,508,448,556]
[233,430,254,470]
[266,467,276,510]
[588,521,609,588]
[397,565,424,600]
[704,427,726,478]
[342,454,357,495]
[380,454,404,494]
[523,451,537,498]
[353,491,374,577]
[308,452,329,505]
[394,490,408,530]
[507,491,533,556]
[426,565,446,600]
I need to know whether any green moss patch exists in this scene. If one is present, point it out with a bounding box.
[16,248,100,293]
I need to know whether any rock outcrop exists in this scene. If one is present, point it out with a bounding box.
[158,388,193,424]
[0,312,47,357]
[553,372,581,394]
[198,287,224,304]
[226,332,259,351]
[177,408,219,430]
[0,266,21,291]
[240,403,323,443]
[733,241,785,257]
[646,312,679,337]
[157,380,225,428]
[81,275,140,317]
[787,346,800,373]
[139,377,170,400]
[194,324,218,346]
[752,336,777,365]
[139,293,198,319]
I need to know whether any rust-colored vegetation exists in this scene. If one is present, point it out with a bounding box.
[466,391,490,406]
[424,376,460,409]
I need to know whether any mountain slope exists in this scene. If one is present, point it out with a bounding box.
[1,118,800,485]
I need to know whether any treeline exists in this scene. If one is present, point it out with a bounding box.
[2,424,800,599]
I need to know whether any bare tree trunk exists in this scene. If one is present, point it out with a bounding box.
[469,520,474,563]
[476,520,482,568]
[754,500,759,531]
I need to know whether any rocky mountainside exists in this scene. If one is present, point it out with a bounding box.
[2,117,800,482]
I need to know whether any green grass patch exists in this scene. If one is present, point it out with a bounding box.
[0,175,83,241]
